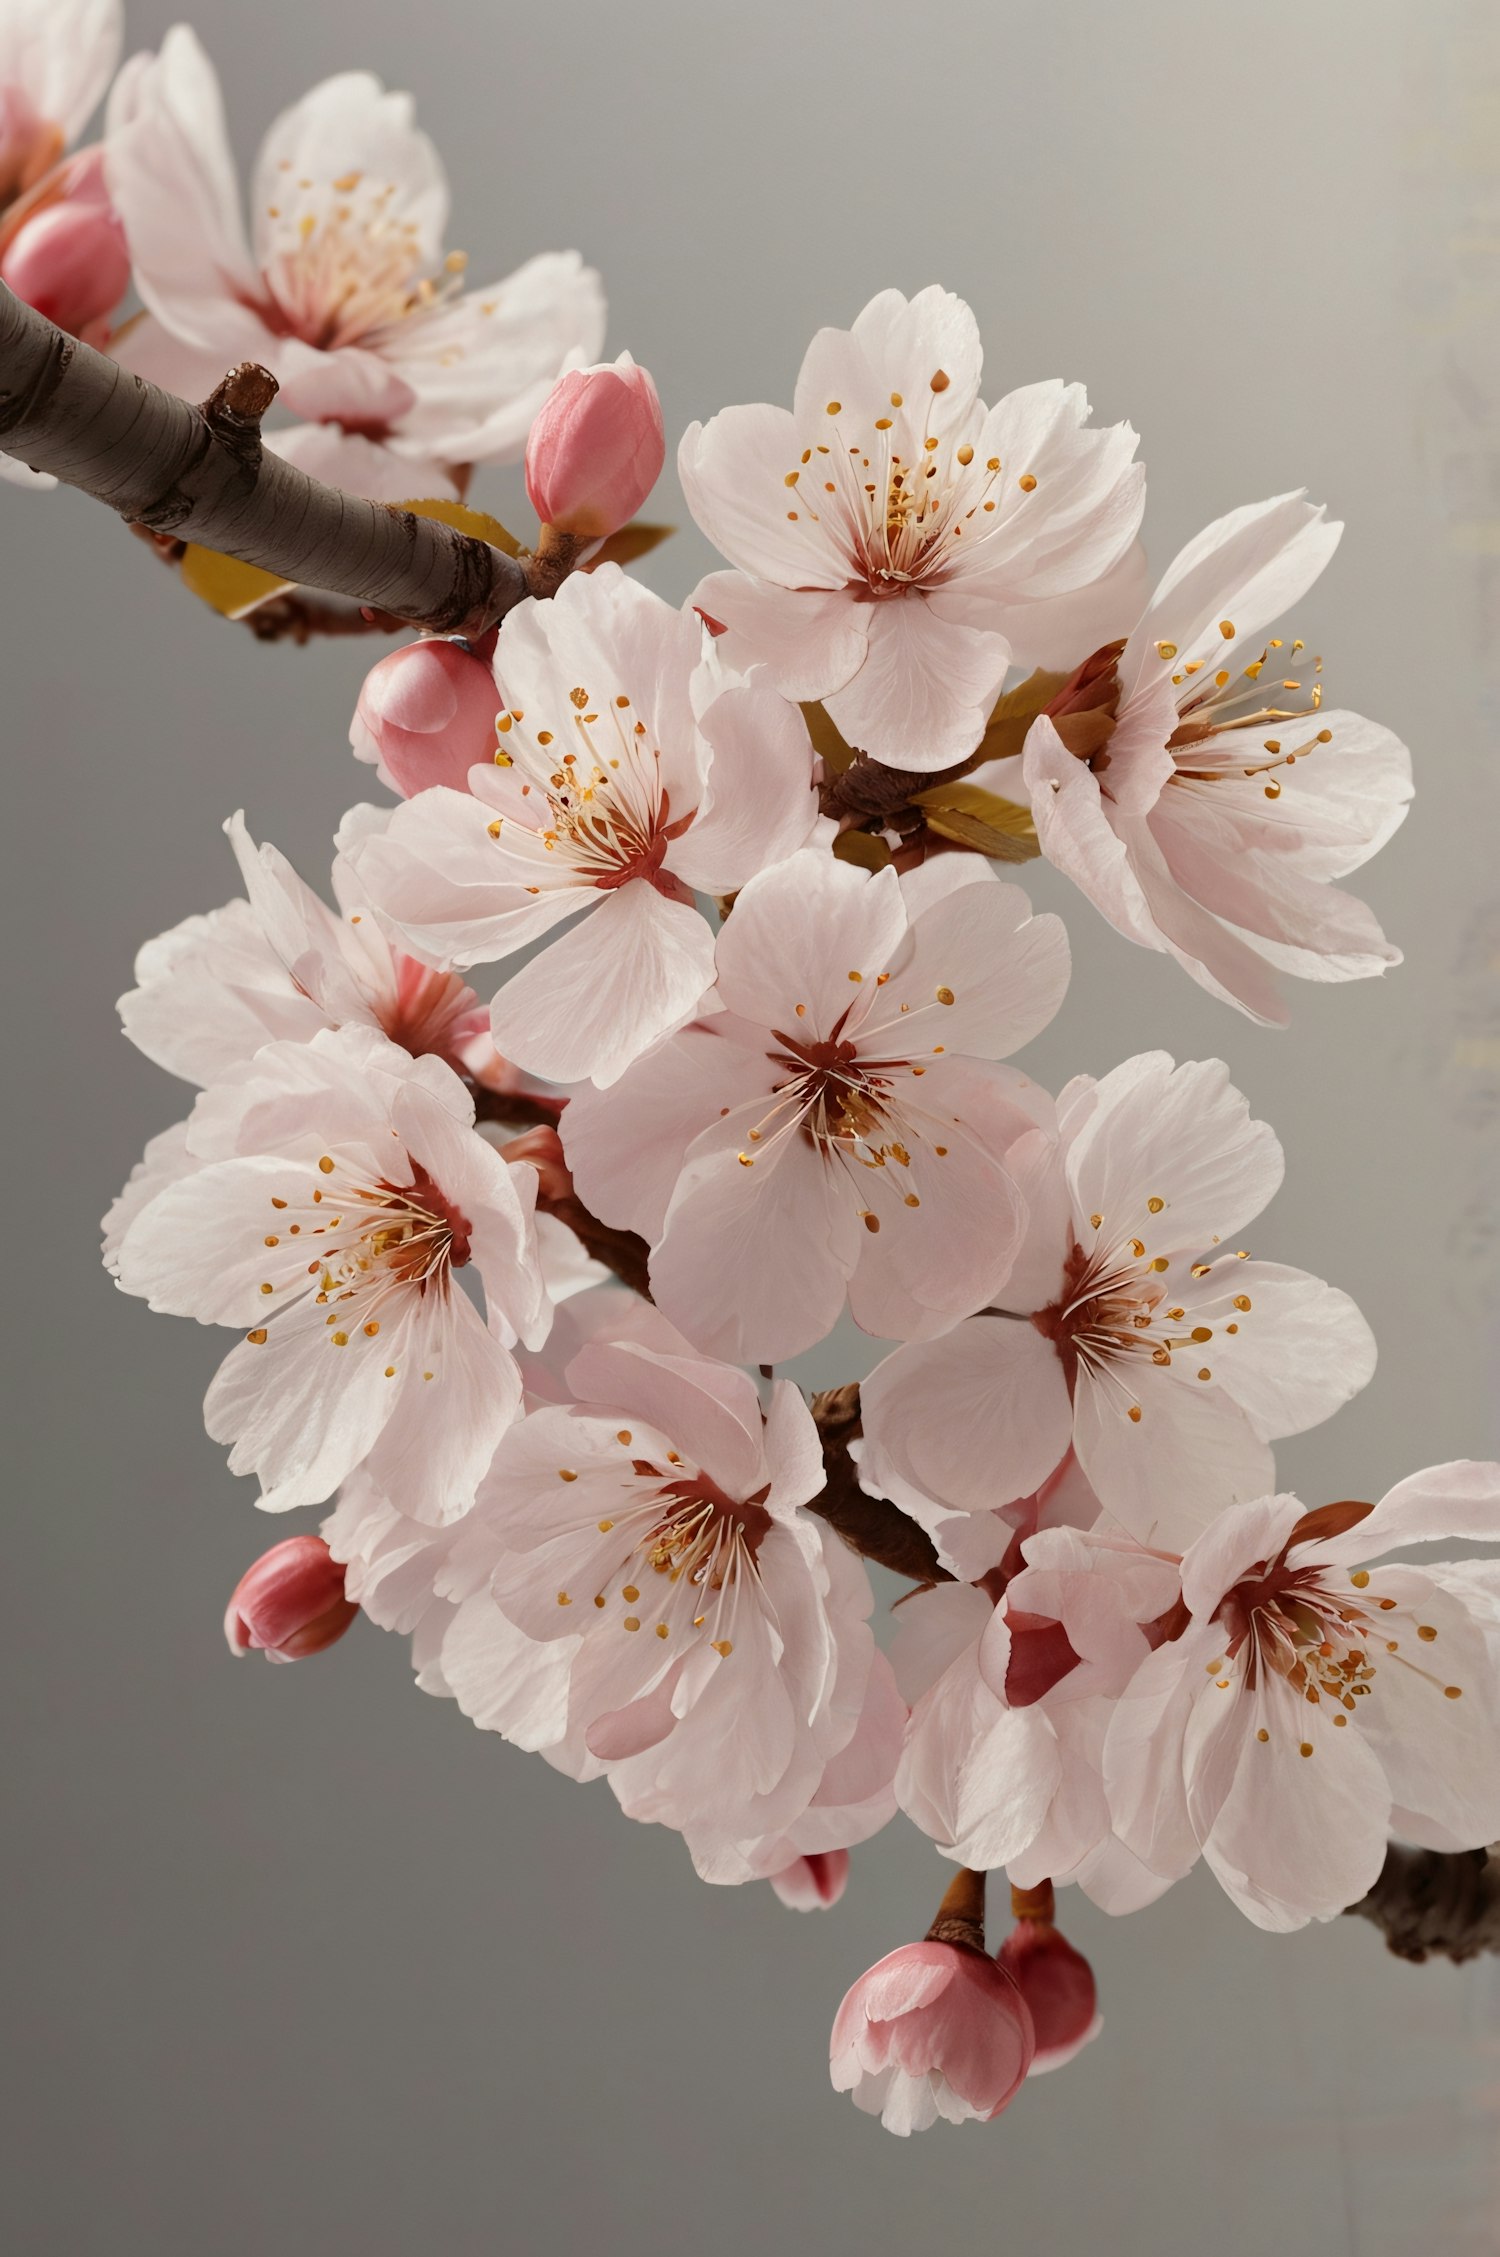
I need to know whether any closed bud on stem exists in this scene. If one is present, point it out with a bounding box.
[525,353,664,539]
[224,1536,358,1664]
[770,1849,850,1911]
[995,1880,1102,2075]
[496,1125,572,1206]
[351,638,501,800]
[0,148,129,340]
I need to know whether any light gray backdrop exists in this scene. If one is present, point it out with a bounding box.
[5,1,1499,2251]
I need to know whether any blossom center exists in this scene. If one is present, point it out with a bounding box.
[1161,633,1331,805]
[256,167,466,352]
[569,1444,773,1654]
[488,692,692,894]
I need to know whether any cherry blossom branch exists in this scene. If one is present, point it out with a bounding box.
[0,285,540,633]
[809,1383,949,1584]
[1347,1842,1500,1961]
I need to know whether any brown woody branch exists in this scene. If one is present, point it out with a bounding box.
[0,286,536,633]
[809,1383,948,1584]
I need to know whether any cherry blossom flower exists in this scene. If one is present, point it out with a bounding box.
[1021,493,1413,1022]
[1104,1464,1500,1930]
[859,1051,1376,1552]
[770,1849,851,1911]
[892,1527,1182,1912]
[103,28,605,500]
[475,1326,889,1851]
[830,1935,1034,2135]
[563,851,1068,1362]
[224,1533,357,1663]
[109,1026,547,1517]
[679,285,1143,771]
[118,808,520,1097]
[345,567,822,1087]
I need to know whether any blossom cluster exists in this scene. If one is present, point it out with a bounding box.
[11,0,1491,2141]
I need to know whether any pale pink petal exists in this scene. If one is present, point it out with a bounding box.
[679,404,850,589]
[1122,491,1342,703]
[860,1319,1074,1526]
[250,69,447,272]
[360,1292,521,1524]
[1023,714,1165,946]
[686,569,870,702]
[1178,1494,1304,1618]
[490,880,716,1087]
[1189,1260,1376,1440]
[436,1589,577,1750]
[823,594,1009,770]
[711,849,909,1034]
[1064,1051,1284,1256]
[560,1018,769,1241]
[998,539,1150,673]
[1300,1460,1500,1568]
[1073,1362,1275,1548]
[1101,1624,1219,1883]
[566,1338,767,1500]
[872,865,1070,1060]
[667,670,820,891]
[2,0,121,139]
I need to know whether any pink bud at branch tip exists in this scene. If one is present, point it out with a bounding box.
[996,1897,1102,2076]
[224,1536,358,1664]
[351,638,501,800]
[525,353,665,540]
[770,1849,850,1911]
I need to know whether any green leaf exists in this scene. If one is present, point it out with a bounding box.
[800,700,858,774]
[914,781,1040,863]
[831,828,893,871]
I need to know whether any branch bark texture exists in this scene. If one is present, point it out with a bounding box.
[1347,1843,1500,1962]
[0,287,531,633]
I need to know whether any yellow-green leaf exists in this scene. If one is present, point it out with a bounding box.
[831,828,893,872]
[800,700,858,774]
[178,546,293,618]
[585,520,676,571]
[914,781,1040,863]
[963,666,1069,772]
[397,496,522,557]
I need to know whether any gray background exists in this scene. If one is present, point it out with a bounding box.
[5,1,1500,2251]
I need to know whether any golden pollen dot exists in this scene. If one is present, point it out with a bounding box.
[558,1468,578,1482]
[1378,1598,1398,1611]
[862,1212,881,1233]
[712,1639,733,1657]
[934,1145,948,1156]
[271,1198,288,1210]
[622,1585,640,1603]
[1197,1367,1213,1382]
[597,1518,614,1533]
[1128,1406,1142,1424]
[363,1321,380,1337]
[655,1623,670,1639]
[1156,642,1178,661]
[1299,1742,1314,1758]
[1018,473,1037,492]
[556,1591,571,1607]
[1129,1238,1146,1258]
[737,1153,755,1168]
[616,1431,632,1445]
[784,470,799,487]
[936,985,955,1005]
[247,1328,268,1345]
[986,456,1000,471]
[956,443,974,466]
[1191,1326,1213,1343]
[930,369,950,392]
[848,968,863,982]
[1219,620,1236,639]
[384,1366,396,1378]
[264,1234,279,1248]
[1317,728,1333,743]
[1149,1258,1171,1273]
[1254,1728,1270,1743]
[889,391,904,407]
[1264,781,1281,799]
[1191,1262,1212,1278]
[1147,1196,1165,1213]
[1350,1570,1371,1588]
[593,1595,605,1609]
[904,1193,921,1208]
[259,1282,274,1296]
[1234,1294,1252,1312]
[1417,1624,1438,1642]
[318,1155,335,1174]
[330,1331,348,1347]
[825,400,841,414]
[1090,1213,1103,1229]
[1445,1686,1463,1699]
[623,1617,640,1633]
[875,417,893,431]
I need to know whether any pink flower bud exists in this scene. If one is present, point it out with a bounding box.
[0,149,128,337]
[996,1912,1101,2075]
[525,353,664,539]
[830,1941,1034,2135]
[770,1849,850,1911]
[224,1536,358,1664]
[351,638,501,799]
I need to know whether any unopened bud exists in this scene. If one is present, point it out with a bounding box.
[770,1849,850,1911]
[525,353,664,539]
[996,1890,1101,2074]
[224,1535,357,1664]
[351,638,501,799]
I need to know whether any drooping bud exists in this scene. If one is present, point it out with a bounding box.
[350,638,501,800]
[770,1849,850,1911]
[995,1882,1101,2074]
[830,1937,1033,2135]
[525,353,664,539]
[224,1536,358,1664]
[0,148,129,339]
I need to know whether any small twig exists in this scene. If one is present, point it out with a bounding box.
[1346,1842,1500,1961]
[809,1383,949,1585]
